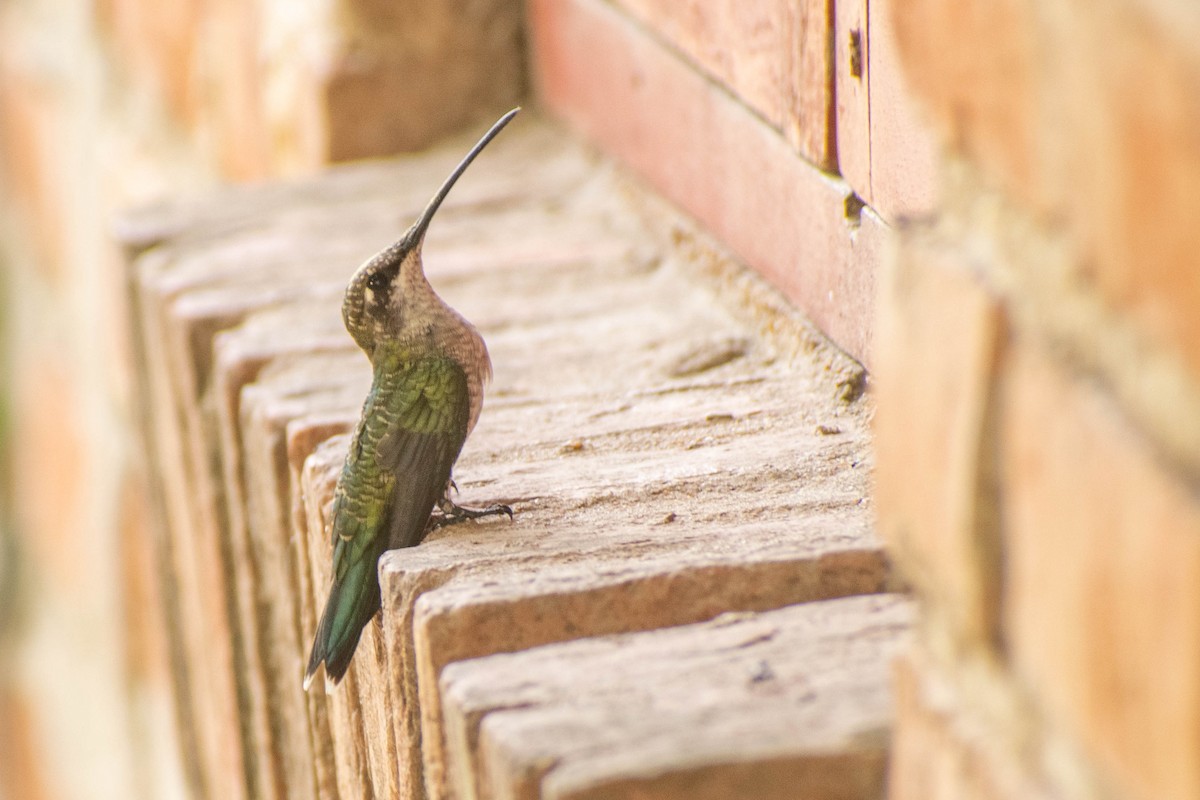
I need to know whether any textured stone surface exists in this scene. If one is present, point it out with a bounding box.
[441,595,912,800]
[126,137,549,799]
[99,4,1200,800]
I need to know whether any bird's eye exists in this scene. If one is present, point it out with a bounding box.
[366,271,388,295]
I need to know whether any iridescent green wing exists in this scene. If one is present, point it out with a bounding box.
[307,353,471,685]
[374,351,473,549]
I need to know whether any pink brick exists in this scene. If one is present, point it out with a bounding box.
[529,0,884,366]
[612,0,835,168]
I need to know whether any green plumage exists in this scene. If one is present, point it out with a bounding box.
[305,350,471,686]
[304,107,518,690]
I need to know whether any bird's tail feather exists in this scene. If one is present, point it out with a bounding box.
[304,547,382,691]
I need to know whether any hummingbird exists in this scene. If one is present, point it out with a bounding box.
[304,109,519,691]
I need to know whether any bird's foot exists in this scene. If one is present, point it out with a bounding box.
[430,496,513,530]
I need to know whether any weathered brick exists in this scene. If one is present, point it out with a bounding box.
[441,595,911,800]
[194,241,391,799]
[132,251,255,800]
[365,236,883,800]
[528,0,884,367]
[239,354,366,800]
[289,418,357,800]
[213,334,299,800]
[294,127,878,800]
[365,279,883,800]
[404,548,888,800]
[248,351,396,800]
[922,154,1200,540]
[611,0,835,168]
[873,232,1005,648]
[213,295,375,798]
[99,0,524,176]
[1003,344,1200,800]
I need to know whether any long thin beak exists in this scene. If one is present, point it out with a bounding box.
[407,107,521,247]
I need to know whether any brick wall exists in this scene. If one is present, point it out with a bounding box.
[873,1,1200,799]
[2,0,1198,798]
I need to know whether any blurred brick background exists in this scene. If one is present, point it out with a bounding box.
[2,0,1199,799]
[0,2,521,798]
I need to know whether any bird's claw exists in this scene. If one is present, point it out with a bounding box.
[430,496,513,530]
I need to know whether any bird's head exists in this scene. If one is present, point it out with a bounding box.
[342,107,520,355]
